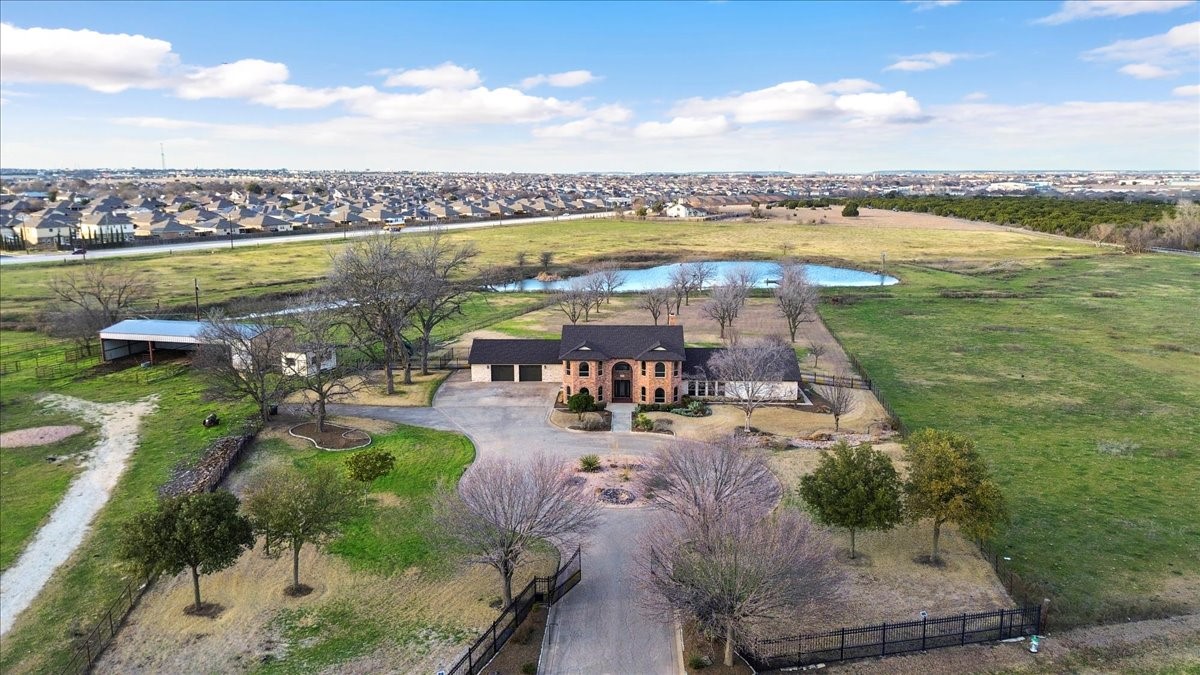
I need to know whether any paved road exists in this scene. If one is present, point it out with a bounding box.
[539,509,681,675]
[326,372,680,673]
[0,212,613,266]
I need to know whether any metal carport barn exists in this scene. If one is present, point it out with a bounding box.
[467,338,563,382]
[98,318,261,364]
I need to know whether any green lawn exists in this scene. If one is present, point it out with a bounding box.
[249,424,475,576]
[820,254,1200,628]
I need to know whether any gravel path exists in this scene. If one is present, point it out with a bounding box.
[0,394,157,635]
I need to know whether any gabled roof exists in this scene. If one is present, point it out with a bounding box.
[683,346,803,382]
[468,338,561,365]
[558,324,685,362]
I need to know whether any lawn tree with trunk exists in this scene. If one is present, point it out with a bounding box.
[701,283,750,340]
[44,261,151,353]
[515,251,528,269]
[242,463,367,594]
[705,337,795,432]
[639,437,781,540]
[583,272,607,317]
[799,442,904,559]
[433,455,598,607]
[842,201,860,217]
[816,381,858,431]
[567,391,596,421]
[903,429,1007,564]
[118,491,254,613]
[327,235,421,393]
[687,261,718,301]
[195,310,293,424]
[638,287,671,325]
[635,509,840,667]
[539,251,554,270]
[285,294,366,433]
[596,264,627,304]
[554,280,588,324]
[668,265,690,313]
[807,341,827,370]
[410,230,479,375]
[774,260,818,342]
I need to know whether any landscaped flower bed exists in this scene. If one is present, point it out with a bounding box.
[288,422,371,450]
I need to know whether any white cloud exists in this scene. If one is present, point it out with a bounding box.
[531,104,632,139]
[1119,63,1178,79]
[520,70,598,89]
[0,22,177,93]
[1085,21,1200,64]
[634,115,733,139]
[1035,1,1194,25]
[1173,83,1200,95]
[904,0,961,10]
[885,51,973,72]
[963,91,989,101]
[111,116,213,130]
[346,86,586,124]
[672,79,925,125]
[175,59,289,99]
[382,62,481,89]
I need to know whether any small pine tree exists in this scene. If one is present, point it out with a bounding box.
[799,442,904,558]
[841,202,860,217]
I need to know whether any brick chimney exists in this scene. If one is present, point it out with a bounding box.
[667,313,677,326]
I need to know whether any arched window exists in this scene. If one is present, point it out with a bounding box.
[640,361,646,376]
[654,387,666,403]
[673,386,679,401]
[640,386,646,402]
[598,386,603,401]
[597,362,604,376]
[566,386,571,397]
[580,387,590,397]
[565,361,571,374]
[578,361,590,377]
[654,362,666,377]
[673,362,679,376]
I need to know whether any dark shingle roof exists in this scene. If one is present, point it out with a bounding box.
[468,339,561,365]
[683,347,803,382]
[558,325,685,362]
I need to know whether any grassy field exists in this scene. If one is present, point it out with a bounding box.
[0,216,1098,324]
[819,254,1200,628]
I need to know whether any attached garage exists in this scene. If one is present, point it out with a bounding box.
[467,338,562,383]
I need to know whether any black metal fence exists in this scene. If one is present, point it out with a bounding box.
[446,546,583,675]
[799,371,872,390]
[57,575,156,675]
[741,605,1041,671]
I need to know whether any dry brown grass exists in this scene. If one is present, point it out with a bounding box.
[284,370,449,408]
[767,446,1013,635]
[653,392,886,443]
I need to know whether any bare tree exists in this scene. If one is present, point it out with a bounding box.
[410,230,479,375]
[638,287,671,325]
[554,278,591,325]
[285,294,366,432]
[433,455,599,607]
[774,260,818,342]
[706,337,795,431]
[635,509,840,667]
[515,251,528,269]
[327,235,420,393]
[44,262,151,351]
[807,341,828,370]
[539,251,554,270]
[701,284,749,340]
[596,264,627,303]
[668,265,691,314]
[583,272,607,317]
[639,437,781,538]
[817,380,858,431]
[687,261,717,300]
[194,311,293,423]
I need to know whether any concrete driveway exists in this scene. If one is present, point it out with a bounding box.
[326,371,679,673]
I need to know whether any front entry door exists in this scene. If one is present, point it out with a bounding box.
[613,379,631,400]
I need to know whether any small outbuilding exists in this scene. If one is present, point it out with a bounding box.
[98,318,264,365]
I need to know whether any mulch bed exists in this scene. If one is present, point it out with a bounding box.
[484,604,548,674]
[682,621,753,675]
[288,422,371,451]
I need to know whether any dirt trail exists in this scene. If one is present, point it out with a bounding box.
[0,394,157,635]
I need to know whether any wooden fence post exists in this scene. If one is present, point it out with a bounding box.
[1039,598,1051,634]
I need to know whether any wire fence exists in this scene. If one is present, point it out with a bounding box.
[56,575,156,675]
[445,547,582,675]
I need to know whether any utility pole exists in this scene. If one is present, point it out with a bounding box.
[160,143,166,172]
[194,278,201,320]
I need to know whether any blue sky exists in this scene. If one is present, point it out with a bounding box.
[1,0,1198,171]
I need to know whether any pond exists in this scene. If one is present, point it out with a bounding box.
[498,260,898,292]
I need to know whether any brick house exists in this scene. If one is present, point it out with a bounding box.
[468,324,802,404]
